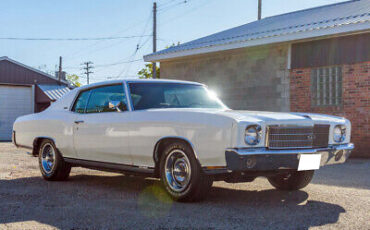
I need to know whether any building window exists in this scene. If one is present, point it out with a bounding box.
[311,66,342,107]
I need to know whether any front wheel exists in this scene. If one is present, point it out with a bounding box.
[268,170,315,191]
[38,139,71,181]
[160,142,213,202]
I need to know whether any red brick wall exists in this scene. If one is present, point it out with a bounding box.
[290,62,370,158]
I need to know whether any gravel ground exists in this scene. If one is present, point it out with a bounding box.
[0,142,369,230]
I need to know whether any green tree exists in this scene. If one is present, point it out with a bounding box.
[138,63,160,79]
[137,43,180,79]
[66,74,82,87]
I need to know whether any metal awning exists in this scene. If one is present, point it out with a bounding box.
[37,84,70,101]
[144,0,370,62]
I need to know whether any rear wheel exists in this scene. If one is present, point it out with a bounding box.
[38,139,71,181]
[160,142,213,202]
[268,170,314,190]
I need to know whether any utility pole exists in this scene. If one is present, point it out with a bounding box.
[152,1,157,79]
[58,56,62,85]
[82,61,94,85]
[258,0,262,20]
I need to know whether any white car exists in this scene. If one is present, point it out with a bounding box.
[13,79,354,201]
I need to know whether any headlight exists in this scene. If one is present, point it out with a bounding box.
[245,125,262,145]
[333,125,346,143]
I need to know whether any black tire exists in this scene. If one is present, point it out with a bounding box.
[159,142,213,202]
[268,170,315,191]
[38,139,71,181]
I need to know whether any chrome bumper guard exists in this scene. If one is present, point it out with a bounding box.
[225,143,354,172]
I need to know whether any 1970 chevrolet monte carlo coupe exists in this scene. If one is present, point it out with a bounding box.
[13,79,354,201]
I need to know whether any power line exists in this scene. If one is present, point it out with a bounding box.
[63,3,159,81]
[64,57,143,70]
[0,35,151,41]
[90,75,140,84]
[158,0,185,9]
[115,11,153,79]
[161,0,212,27]
[63,37,150,71]
[64,38,130,62]
[158,0,188,13]
[64,5,154,75]
[64,35,150,77]
[115,46,140,79]
[95,59,143,68]
[158,0,178,8]
[63,20,153,59]
[63,11,155,61]
[97,9,152,77]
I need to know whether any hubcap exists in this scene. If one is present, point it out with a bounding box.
[41,143,55,174]
[165,150,191,192]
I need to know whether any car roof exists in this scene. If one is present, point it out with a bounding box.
[76,79,203,91]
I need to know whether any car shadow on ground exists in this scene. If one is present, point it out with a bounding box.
[0,174,345,229]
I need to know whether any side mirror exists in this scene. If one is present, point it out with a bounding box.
[108,101,123,112]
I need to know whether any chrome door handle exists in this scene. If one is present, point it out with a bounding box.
[74,120,84,124]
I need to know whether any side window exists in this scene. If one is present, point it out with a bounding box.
[85,84,127,113]
[72,90,91,113]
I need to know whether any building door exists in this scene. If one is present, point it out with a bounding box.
[0,85,33,141]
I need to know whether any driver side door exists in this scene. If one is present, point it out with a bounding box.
[72,84,132,165]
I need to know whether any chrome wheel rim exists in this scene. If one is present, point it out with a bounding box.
[41,143,55,174]
[165,149,191,192]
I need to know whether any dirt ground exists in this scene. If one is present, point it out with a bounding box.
[0,142,369,230]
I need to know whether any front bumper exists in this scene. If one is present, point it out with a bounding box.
[225,143,354,171]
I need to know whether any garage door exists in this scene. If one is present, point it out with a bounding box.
[0,86,33,141]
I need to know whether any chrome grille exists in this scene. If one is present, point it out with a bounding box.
[313,124,330,148]
[267,125,330,149]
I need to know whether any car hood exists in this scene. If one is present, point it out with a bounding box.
[147,108,346,124]
[220,110,345,123]
[222,110,308,122]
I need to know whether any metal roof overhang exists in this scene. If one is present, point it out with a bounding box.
[144,21,370,62]
[37,85,70,101]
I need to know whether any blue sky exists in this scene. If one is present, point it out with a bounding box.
[1,0,347,84]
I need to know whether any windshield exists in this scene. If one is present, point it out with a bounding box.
[129,83,226,110]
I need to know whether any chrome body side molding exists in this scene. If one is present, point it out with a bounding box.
[64,158,155,176]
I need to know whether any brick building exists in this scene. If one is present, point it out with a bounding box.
[144,0,370,157]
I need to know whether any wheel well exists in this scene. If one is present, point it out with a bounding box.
[32,137,54,156]
[153,137,197,177]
